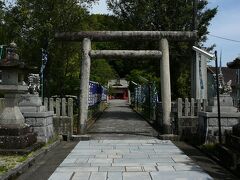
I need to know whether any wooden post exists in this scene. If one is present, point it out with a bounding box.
[160,38,171,134]
[79,38,91,134]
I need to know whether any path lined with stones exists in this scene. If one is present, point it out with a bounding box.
[49,100,213,180]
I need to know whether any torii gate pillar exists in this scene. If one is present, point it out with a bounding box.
[79,38,91,134]
[160,38,171,134]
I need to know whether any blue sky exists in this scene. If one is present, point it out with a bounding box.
[89,0,110,15]
[206,0,240,66]
[90,0,240,67]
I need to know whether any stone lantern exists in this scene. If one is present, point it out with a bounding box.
[0,42,37,151]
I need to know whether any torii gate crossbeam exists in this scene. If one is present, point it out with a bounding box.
[55,31,197,41]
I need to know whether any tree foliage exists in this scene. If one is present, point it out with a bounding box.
[2,0,96,96]
[91,59,117,86]
[0,0,217,99]
[107,0,217,99]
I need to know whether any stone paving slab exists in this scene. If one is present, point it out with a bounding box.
[107,172,122,180]
[90,172,107,180]
[150,171,213,180]
[49,101,213,179]
[156,165,175,172]
[48,172,73,180]
[71,172,91,180]
[48,139,213,180]
[99,166,125,172]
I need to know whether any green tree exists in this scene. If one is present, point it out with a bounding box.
[85,14,124,81]
[0,1,4,32]
[107,0,217,99]
[0,1,8,45]
[3,0,97,96]
[126,69,160,92]
[90,59,117,86]
[126,69,159,85]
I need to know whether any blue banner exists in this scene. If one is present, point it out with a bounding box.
[88,81,107,106]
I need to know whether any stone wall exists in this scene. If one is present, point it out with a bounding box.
[198,112,240,143]
[198,95,240,143]
[152,97,240,144]
[177,118,198,140]
[23,111,54,143]
[18,94,54,143]
[44,97,74,137]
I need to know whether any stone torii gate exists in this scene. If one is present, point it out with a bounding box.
[55,31,197,134]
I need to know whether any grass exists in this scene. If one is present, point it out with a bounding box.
[200,143,217,155]
[0,136,59,175]
[0,155,29,175]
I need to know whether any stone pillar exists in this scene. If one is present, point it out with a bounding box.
[79,38,91,134]
[160,38,171,134]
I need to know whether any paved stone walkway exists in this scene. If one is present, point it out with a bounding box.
[49,139,213,180]
[48,100,213,180]
[89,100,158,140]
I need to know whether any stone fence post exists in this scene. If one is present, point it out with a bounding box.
[56,98,61,117]
[177,98,208,118]
[44,97,48,111]
[49,98,54,112]
[68,98,73,117]
[62,98,66,116]
[68,98,74,135]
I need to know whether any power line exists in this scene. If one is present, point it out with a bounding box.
[209,34,240,43]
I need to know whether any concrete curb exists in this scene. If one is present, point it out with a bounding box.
[0,140,60,180]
